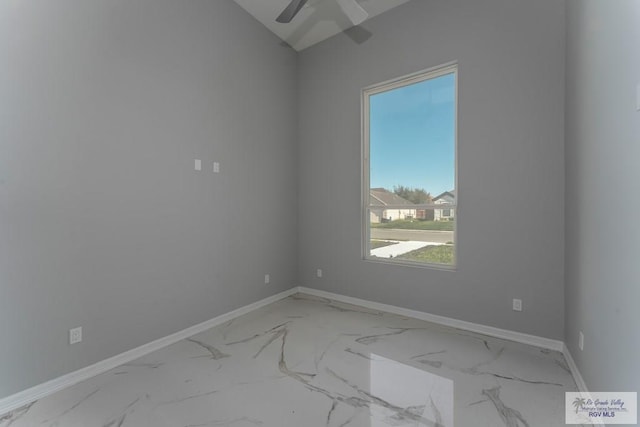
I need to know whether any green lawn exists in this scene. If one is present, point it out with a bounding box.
[397,244,455,265]
[370,240,399,250]
[371,219,454,231]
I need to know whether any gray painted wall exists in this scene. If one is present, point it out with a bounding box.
[10,0,636,403]
[297,0,566,339]
[565,0,640,395]
[0,0,297,398]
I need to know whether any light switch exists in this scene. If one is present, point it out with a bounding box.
[512,299,522,312]
[194,159,202,171]
[636,84,640,111]
[213,162,220,173]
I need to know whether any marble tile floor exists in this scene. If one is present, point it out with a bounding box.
[0,294,584,427]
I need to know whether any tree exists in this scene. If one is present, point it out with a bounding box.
[393,185,432,204]
[572,397,586,414]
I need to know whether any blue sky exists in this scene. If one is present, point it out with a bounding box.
[369,72,455,197]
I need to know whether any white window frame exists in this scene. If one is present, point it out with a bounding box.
[361,62,459,270]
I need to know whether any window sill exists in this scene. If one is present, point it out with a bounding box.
[363,256,457,272]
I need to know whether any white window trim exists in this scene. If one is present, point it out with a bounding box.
[361,62,459,270]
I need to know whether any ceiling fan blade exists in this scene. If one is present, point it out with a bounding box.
[276,0,309,23]
[336,0,368,25]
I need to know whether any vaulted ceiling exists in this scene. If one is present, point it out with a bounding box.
[232,0,411,51]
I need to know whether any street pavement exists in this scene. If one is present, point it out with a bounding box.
[370,228,454,243]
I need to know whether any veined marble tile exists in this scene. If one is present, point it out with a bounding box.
[0,294,584,427]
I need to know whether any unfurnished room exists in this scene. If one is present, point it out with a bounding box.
[0,0,638,426]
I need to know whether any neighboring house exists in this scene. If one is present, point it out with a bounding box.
[415,209,435,221]
[433,190,455,221]
[415,200,435,220]
[369,188,416,223]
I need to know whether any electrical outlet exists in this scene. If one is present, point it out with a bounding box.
[213,162,220,173]
[579,331,584,351]
[264,274,270,284]
[194,159,202,171]
[69,327,82,345]
[316,269,323,278]
[512,299,522,312]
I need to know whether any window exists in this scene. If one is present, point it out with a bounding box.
[362,63,457,268]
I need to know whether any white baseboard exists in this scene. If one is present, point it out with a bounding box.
[562,345,603,426]
[562,343,589,392]
[296,287,564,351]
[1,285,589,419]
[0,287,298,416]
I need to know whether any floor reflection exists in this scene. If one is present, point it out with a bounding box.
[369,353,453,426]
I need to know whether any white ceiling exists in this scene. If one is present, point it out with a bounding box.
[232,0,411,51]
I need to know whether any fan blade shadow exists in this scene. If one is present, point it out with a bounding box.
[343,25,372,44]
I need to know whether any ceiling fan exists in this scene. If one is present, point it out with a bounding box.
[276,0,369,25]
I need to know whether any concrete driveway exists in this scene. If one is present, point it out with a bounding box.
[371,240,445,258]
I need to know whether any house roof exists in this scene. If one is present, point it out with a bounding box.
[433,190,456,202]
[370,188,414,206]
